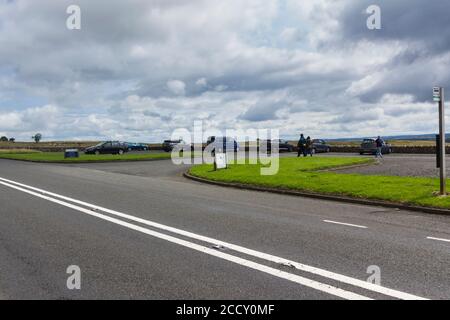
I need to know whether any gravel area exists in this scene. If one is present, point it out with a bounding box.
[331,154,448,177]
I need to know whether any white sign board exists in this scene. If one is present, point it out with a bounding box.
[215,153,227,170]
[434,87,441,102]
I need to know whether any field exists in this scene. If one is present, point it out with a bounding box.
[326,140,440,147]
[189,157,450,209]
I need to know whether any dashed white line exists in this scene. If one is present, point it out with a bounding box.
[323,220,368,229]
[427,237,450,243]
[0,176,427,300]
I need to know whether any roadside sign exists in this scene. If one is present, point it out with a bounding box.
[434,87,441,102]
[215,153,227,170]
[435,86,446,195]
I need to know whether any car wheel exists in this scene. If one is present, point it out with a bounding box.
[326,147,331,153]
[359,152,364,155]
[118,149,124,155]
[95,151,100,156]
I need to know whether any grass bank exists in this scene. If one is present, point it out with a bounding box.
[0,152,174,163]
[0,149,42,154]
[189,157,450,209]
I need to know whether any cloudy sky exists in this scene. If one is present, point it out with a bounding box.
[0,0,449,142]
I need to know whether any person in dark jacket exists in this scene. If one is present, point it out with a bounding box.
[375,136,384,158]
[297,134,306,157]
[306,136,313,157]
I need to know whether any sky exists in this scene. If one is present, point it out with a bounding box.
[0,0,449,142]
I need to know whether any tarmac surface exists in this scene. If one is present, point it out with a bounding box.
[0,154,449,300]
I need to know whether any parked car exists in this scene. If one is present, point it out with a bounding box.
[84,141,128,155]
[126,142,149,151]
[162,139,193,152]
[312,139,331,153]
[206,136,239,153]
[259,139,294,153]
[274,139,294,152]
[359,138,392,155]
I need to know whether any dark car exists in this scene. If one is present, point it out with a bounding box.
[126,142,148,151]
[359,138,392,155]
[274,139,294,152]
[312,139,331,153]
[84,141,128,155]
[260,139,294,153]
[162,139,193,152]
[207,136,239,153]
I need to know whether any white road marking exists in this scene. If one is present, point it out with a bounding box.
[0,179,368,300]
[0,176,427,300]
[427,237,450,243]
[323,220,368,229]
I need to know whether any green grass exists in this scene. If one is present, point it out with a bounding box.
[0,149,42,154]
[0,152,175,163]
[189,157,450,209]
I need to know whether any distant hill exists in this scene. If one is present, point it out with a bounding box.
[327,134,449,142]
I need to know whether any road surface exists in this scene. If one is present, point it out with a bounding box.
[0,157,449,300]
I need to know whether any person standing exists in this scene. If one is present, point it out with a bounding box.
[297,134,306,157]
[306,136,313,157]
[375,136,384,159]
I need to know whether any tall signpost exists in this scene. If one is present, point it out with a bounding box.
[434,87,446,195]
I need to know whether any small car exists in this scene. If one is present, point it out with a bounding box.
[126,142,149,151]
[206,136,239,153]
[274,139,294,152]
[312,139,331,153]
[259,139,294,153]
[359,138,392,155]
[162,140,193,152]
[84,141,128,155]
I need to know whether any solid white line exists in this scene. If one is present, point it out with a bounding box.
[427,237,450,243]
[0,179,369,300]
[0,176,427,300]
[323,220,368,229]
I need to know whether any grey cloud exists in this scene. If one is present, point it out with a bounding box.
[0,0,448,141]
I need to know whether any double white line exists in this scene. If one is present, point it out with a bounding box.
[0,176,427,300]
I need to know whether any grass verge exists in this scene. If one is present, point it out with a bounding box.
[0,149,42,154]
[0,152,175,163]
[189,157,450,209]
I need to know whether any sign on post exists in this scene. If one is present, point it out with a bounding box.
[214,153,227,170]
[434,87,446,195]
[433,87,441,102]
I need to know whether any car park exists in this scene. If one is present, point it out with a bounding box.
[359,138,392,155]
[84,141,128,155]
[312,139,331,153]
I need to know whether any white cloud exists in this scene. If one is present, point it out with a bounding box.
[166,80,186,96]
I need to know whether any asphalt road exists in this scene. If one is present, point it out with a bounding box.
[0,156,449,300]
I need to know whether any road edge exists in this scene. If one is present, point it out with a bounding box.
[184,171,450,216]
